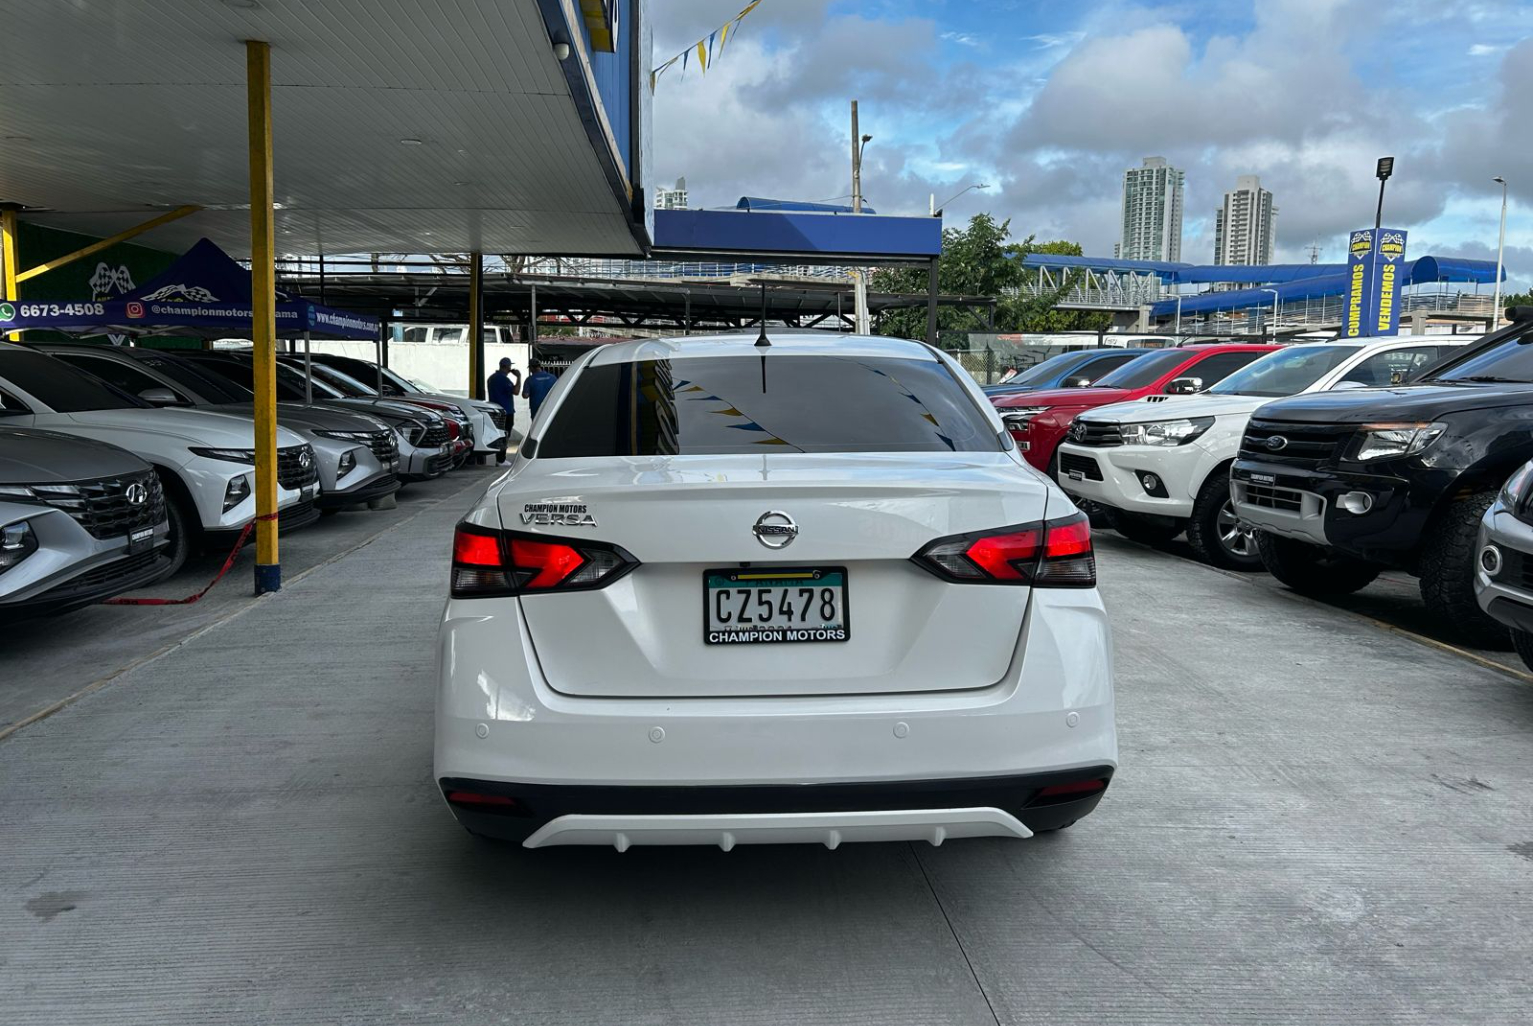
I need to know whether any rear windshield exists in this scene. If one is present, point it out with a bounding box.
[539,354,1001,457]
[0,349,144,412]
[1090,349,1190,390]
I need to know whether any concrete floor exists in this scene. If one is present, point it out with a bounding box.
[3,488,1533,1024]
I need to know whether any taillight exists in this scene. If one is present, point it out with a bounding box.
[450,523,638,597]
[912,512,1095,587]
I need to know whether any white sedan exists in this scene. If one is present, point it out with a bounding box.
[434,333,1117,850]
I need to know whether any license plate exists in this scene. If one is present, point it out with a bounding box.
[127,527,154,554]
[704,567,849,645]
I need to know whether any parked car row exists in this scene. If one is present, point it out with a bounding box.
[1020,319,1533,658]
[0,342,493,621]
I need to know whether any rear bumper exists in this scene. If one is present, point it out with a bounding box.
[441,769,1111,847]
[434,587,1118,839]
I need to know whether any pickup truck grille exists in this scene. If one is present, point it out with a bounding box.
[1058,451,1104,481]
[276,445,319,490]
[1239,481,1304,513]
[1239,419,1352,467]
[16,470,166,540]
[1068,421,1123,447]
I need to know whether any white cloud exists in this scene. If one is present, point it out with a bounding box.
[941,31,982,47]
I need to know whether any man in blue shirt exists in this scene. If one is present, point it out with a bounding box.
[524,360,557,420]
[486,358,520,464]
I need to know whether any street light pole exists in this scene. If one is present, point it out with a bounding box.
[1260,288,1280,341]
[850,101,871,214]
[933,182,990,217]
[1175,293,1183,335]
[1371,156,1394,338]
[1493,176,1508,331]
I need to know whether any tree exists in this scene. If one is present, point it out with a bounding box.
[869,215,1108,337]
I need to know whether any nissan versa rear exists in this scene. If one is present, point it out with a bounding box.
[435,335,1117,850]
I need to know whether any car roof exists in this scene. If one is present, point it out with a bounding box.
[586,333,937,366]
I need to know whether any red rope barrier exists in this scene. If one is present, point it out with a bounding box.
[102,513,271,606]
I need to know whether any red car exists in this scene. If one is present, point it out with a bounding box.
[995,344,1280,472]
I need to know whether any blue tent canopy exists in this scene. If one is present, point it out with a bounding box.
[0,238,379,340]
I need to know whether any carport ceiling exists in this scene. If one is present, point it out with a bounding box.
[0,0,642,257]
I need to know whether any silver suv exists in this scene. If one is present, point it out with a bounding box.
[34,344,402,512]
[0,427,171,620]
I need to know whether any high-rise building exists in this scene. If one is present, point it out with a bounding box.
[1118,157,1184,262]
[654,177,688,210]
[1213,175,1276,266]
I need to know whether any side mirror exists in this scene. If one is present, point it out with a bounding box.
[138,386,185,406]
[1061,375,1093,388]
[1165,377,1203,395]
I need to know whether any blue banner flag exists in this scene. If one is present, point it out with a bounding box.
[1344,227,1408,337]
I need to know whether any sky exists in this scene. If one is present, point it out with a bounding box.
[649,0,1533,288]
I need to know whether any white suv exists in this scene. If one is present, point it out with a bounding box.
[435,334,1116,850]
[1055,337,1470,569]
[0,344,317,575]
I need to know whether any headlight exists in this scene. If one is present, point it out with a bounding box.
[0,520,39,573]
[1001,406,1049,420]
[315,430,376,442]
[1120,417,1214,447]
[190,447,257,464]
[1351,422,1447,462]
[337,449,358,476]
[1501,462,1533,508]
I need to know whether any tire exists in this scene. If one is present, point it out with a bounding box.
[1186,472,1262,571]
[1102,507,1184,546]
[1418,489,1507,648]
[1255,532,1380,596]
[156,485,197,581]
[1511,629,1533,672]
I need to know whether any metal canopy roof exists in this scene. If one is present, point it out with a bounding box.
[0,0,646,258]
[281,271,993,330]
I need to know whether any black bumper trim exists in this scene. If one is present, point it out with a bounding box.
[1486,596,1533,634]
[316,473,400,509]
[0,550,173,622]
[440,767,1113,839]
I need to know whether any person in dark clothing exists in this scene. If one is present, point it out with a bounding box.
[524,360,557,420]
[487,358,521,464]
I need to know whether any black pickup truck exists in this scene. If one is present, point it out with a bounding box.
[1230,312,1533,645]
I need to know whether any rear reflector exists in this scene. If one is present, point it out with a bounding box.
[1035,779,1107,798]
[912,512,1095,587]
[451,522,638,598]
[444,790,523,812]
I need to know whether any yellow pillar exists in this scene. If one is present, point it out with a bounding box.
[469,252,484,400]
[246,39,280,594]
[1,206,19,341]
